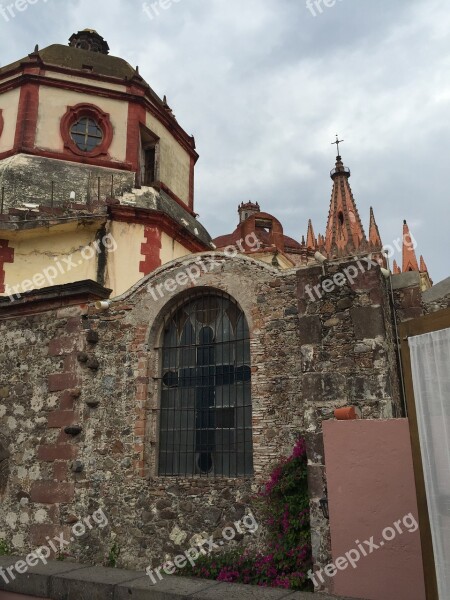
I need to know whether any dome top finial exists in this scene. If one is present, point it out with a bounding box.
[69,29,109,54]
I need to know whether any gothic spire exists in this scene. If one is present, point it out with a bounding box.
[324,153,367,257]
[420,255,428,273]
[306,219,317,249]
[402,220,419,273]
[368,207,382,249]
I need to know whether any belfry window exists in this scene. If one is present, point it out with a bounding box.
[158,292,253,477]
[70,117,103,152]
[139,125,159,186]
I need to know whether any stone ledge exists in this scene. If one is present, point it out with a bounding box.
[422,276,450,303]
[0,559,366,599]
[391,271,420,290]
[0,279,112,319]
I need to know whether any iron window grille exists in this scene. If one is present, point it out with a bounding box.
[158,291,253,477]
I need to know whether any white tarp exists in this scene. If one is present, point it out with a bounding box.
[409,328,450,600]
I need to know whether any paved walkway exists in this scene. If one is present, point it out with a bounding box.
[0,557,366,599]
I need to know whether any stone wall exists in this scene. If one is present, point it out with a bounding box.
[392,272,450,318]
[0,253,400,576]
[296,259,401,574]
[422,276,450,314]
[392,272,424,323]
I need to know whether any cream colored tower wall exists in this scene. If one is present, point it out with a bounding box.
[0,88,20,153]
[1,221,196,300]
[146,112,191,205]
[35,86,128,162]
[105,225,191,297]
[44,72,127,93]
[160,231,190,264]
[105,221,146,297]
[2,227,98,297]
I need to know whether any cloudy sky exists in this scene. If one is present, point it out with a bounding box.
[1,0,448,281]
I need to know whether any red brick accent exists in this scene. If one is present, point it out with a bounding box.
[58,388,81,410]
[139,226,162,276]
[48,338,77,356]
[0,239,14,294]
[37,445,77,462]
[63,354,78,372]
[47,410,77,428]
[30,524,71,548]
[30,482,74,504]
[48,373,78,392]
[53,461,68,481]
[109,206,207,251]
[14,82,39,151]
[66,317,81,334]
[132,327,150,478]
[59,392,75,410]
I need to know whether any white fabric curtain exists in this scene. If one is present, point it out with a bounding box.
[409,328,450,600]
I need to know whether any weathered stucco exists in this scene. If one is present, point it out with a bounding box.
[3,224,100,298]
[0,88,20,153]
[145,112,191,206]
[0,154,135,209]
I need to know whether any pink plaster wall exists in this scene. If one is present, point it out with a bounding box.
[322,419,426,600]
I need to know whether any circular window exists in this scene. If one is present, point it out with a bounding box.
[70,117,104,152]
[61,104,113,158]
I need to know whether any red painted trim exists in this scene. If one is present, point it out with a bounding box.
[126,98,147,176]
[60,103,113,158]
[139,226,162,276]
[0,147,133,171]
[109,206,208,253]
[0,239,14,294]
[0,109,3,139]
[13,82,39,151]
[189,155,195,210]
[0,70,198,158]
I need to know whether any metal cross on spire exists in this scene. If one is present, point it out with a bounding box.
[332,134,344,156]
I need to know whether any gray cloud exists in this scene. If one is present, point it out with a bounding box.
[0,0,447,281]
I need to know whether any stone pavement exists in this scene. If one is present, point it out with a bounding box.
[0,557,367,599]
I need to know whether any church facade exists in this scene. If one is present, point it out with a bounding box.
[0,31,448,576]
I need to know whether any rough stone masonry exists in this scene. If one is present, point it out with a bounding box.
[0,252,404,573]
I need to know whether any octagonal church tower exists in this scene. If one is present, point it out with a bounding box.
[0,30,213,299]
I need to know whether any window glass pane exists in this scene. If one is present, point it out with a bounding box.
[70,117,103,152]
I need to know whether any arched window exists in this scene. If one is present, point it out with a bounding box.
[159,292,253,477]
